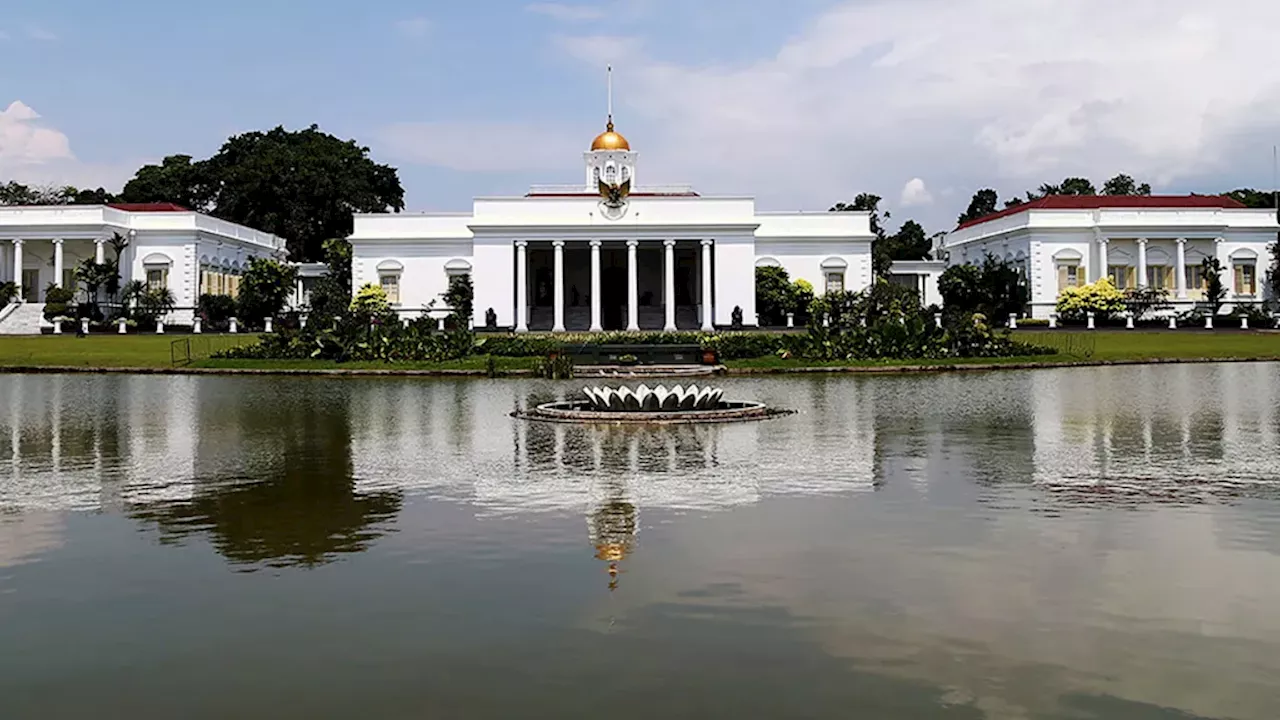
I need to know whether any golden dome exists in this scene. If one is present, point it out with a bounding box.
[591,120,630,151]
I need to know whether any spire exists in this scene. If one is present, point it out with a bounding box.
[606,64,614,131]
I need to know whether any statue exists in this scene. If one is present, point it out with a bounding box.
[484,308,497,329]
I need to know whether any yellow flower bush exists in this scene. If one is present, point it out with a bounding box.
[1056,278,1125,321]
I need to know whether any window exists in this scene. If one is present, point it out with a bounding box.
[1235,263,1257,295]
[1146,265,1172,290]
[146,268,168,291]
[1057,264,1082,291]
[824,271,844,294]
[62,269,77,292]
[1186,265,1206,294]
[380,273,401,304]
[1107,265,1134,290]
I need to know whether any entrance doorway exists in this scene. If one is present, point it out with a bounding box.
[601,267,627,330]
[21,270,39,302]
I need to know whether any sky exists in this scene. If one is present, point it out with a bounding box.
[2,0,1279,232]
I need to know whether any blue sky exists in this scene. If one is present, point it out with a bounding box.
[3,0,1278,232]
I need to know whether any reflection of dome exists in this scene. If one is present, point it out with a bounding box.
[590,120,630,151]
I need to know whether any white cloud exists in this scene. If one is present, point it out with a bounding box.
[899,177,933,207]
[0,101,73,165]
[25,25,57,41]
[378,121,583,173]
[395,17,432,39]
[526,3,608,22]
[546,0,1280,227]
[0,100,139,190]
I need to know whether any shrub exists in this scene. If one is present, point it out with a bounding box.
[755,266,792,326]
[1202,257,1227,312]
[198,294,238,331]
[1,281,17,303]
[1123,286,1172,322]
[350,283,393,323]
[939,255,1028,322]
[236,258,298,329]
[791,278,815,324]
[1056,278,1125,322]
[42,284,76,321]
[443,274,474,326]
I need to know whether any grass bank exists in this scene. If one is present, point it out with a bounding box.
[2,331,1280,375]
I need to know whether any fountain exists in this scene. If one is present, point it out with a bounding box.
[513,384,792,424]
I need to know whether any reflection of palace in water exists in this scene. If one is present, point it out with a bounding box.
[5,366,1280,569]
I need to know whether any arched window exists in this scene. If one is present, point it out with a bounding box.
[142,253,172,292]
[821,257,848,294]
[378,260,405,304]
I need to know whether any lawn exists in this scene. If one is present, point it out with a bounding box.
[2,330,1280,374]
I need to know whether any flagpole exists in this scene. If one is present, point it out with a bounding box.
[607,65,613,124]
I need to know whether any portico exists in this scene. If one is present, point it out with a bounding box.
[349,113,874,331]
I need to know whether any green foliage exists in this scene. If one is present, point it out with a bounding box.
[831,193,894,275]
[791,278,815,324]
[1202,257,1226,312]
[349,283,393,323]
[532,354,575,379]
[1102,174,1152,196]
[198,294,238,330]
[0,281,16,303]
[959,189,999,225]
[938,256,1028,321]
[443,274,473,326]
[120,127,406,261]
[755,266,793,326]
[883,219,933,261]
[215,315,474,364]
[1122,286,1172,322]
[236,258,298,328]
[0,181,118,206]
[42,284,76,321]
[306,238,352,323]
[1056,278,1126,322]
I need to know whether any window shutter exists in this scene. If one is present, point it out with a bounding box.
[1058,265,1068,291]
[1235,266,1243,295]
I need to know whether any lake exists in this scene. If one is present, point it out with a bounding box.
[3,365,1280,719]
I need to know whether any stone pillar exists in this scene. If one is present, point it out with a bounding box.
[1215,237,1228,295]
[156,319,165,334]
[1097,237,1109,283]
[1136,238,1148,288]
[589,240,603,332]
[626,240,639,331]
[552,240,566,332]
[515,240,529,332]
[264,317,274,333]
[700,239,714,331]
[193,317,203,334]
[229,317,239,334]
[53,238,65,288]
[118,317,127,334]
[95,238,105,264]
[663,240,677,331]
[12,239,23,301]
[1175,238,1187,299]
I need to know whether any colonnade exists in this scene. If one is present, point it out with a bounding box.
[513,239,714,333]
[1095,236,1217,298]
[2,236,110,301]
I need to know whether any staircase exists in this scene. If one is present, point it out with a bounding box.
[0,302,47,335]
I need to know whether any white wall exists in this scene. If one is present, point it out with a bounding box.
[714,234,757,326]
[351,239,472,318]
[757,240,874,295]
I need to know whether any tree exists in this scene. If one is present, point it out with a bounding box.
[1202,257,1226,312]
[755,265,793,326]
[307,238,353,323]
[958,189,999,225]
[119,126,405,261]
[1102,173,1152,196]
[443,274,474,326]
[884,220,932,261]
[831,193,892,275]
[1225,188,1278,209]
[119,154,214,211]
[1042,177,1096,196]
[236,257,299,327]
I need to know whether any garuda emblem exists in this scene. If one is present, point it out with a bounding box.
[598,177,631,209]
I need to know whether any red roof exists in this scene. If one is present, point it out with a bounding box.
[107,202,190,212]
[955,195,1247,230]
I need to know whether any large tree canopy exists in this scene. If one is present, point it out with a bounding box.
[1,181,118,206]
[958,188,999,225]
[119,125,405,261]
[963,174,1157,224]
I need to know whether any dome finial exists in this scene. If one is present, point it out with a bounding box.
[606,64,613,129]
[590,64,630,151]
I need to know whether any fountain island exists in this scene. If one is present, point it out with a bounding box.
[513,384,793,424]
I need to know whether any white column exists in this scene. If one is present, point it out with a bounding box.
[589,240,603,332]
[1097,237,1109,283]
[1175,237,1187,299]
[515,241,529,332]
[53,238,65,288]
[663,239,676,331]
[700,239,714,331]
[12,239,23,301]
[94,237,106,264]
[552,240,565,332]
[1136,238,1147,288]
[626,240,639,331]
[1215,237,1228,295]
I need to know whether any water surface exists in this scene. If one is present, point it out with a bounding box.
[3,365,1280,719]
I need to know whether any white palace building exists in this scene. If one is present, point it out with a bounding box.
[944,196,1280,319]
[349,116,874,331]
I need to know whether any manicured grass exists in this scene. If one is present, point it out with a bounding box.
[3,330,1280,374]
